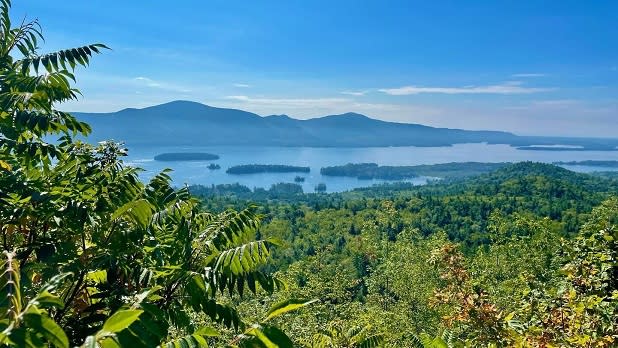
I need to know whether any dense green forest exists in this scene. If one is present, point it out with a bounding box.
[194,163,618,346]
[320,162,509,180]
[1,2,617,347]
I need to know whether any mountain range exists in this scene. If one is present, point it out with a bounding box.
[75,100,618,149]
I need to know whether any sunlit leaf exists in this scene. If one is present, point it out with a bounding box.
[264,299,317,321]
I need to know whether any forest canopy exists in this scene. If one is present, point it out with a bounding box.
[0,1,616,347]
[320,162,509,180]
[0,1,310,346]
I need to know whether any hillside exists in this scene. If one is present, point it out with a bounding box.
[76,100,519,147]
[190,161,618,346]
[75,101,618,149]
[6,1,617,346]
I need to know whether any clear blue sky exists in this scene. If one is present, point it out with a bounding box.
[13,1,618,136]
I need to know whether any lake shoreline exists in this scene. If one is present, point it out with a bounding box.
[125,143,618,193]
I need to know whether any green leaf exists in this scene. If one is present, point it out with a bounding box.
[357,334,384,348]
[101,309,143,334]
[259,325,294,348]
[240,325,294,348]
[34,290,64,309]
[418,333,448,348]
[111,199,152,227]
[23,311,69,348]
[164,334,208,348]
[194,326,220,337]
[409,335,426,348]
[85,270,107,284]
[264,299,317,321]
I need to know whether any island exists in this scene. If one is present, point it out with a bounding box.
[321,163,416,180]
[294,176,306,183]
[226,164,311,174]
[553,160,618,167]
[154,152,220,161]
[320,162,510,180]
[517,146,618,151]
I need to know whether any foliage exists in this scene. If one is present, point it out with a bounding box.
[191,182,305,202]
[213,165,618,346]
[516,198,618,347]
[303,322,384,348]
[428,243,517,346]
[0,1,310,346]
[2,1,617,346]
[320,162,508,180]
[426,199,618,347]
[410,330,456,348]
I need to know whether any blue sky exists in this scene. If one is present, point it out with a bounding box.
[13,1,618,136]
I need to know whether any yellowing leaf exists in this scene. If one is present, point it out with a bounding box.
[0,160,11,171]
[264,299,317,321]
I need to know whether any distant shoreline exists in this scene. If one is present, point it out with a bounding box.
[517,146,618,152]
[78,100,618,149]
[321,162,510,180]
[154,152,220,161]
[554,160,618,167]
[227,164,311,174]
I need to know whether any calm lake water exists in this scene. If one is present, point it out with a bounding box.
[124,143,618,193]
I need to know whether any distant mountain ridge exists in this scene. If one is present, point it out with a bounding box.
[75,100,618,149]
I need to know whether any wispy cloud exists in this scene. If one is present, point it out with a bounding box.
[221,95,443,119]
[225,95,350,107]
[511,73,547,78]
[133,76,192,93]
[233,83,251,88]
[340,90,368,96]
[532,99,580,107]
[134,77,162,87]
[379,81,553,95]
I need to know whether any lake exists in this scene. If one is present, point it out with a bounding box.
[124,143,618,193]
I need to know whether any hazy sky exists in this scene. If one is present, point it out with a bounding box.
[13,1,618,137]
